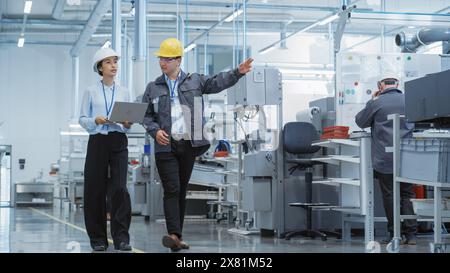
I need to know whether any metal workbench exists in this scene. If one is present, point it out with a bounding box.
[388,114,450,253]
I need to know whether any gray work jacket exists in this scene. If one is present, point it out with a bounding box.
[355,88,414,174]
[142,68,244,154]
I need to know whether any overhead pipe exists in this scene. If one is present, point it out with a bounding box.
[105,13,178,20]
[134,0,146,62]
[0,18,87,27]
[70,0,111,57]
[132,0,146,100]
[2,21,389,38]
[396,28,450,53]
[71,57,80,120]
[259,5,356,54]
[122,0,369,12]
[112,0,122,53]
[380,0,386,52]
[185,0,250,54]
[0,0,4,20]
[112,0,122,84]
[243,0,247,60]
[52,0,66,20]
[344,5,450,52]
[109,12,185,48]
[0,40,103,46]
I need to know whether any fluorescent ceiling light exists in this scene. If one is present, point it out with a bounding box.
[184,43,197,53]
[224,9,243,23]
[24,1,33,14]
[17,37,25,48]
[317,14,339,26]
[67,0,82,5]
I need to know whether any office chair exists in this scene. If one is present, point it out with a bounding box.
[281,122,341,241]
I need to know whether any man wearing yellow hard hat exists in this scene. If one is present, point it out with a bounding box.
[142,38,253,251]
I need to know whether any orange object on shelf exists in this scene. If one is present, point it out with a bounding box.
[323,125,350,132]
[321,125,350,139]
[413,185,425,199]
[214,151,229,157]
[320,134,349,140]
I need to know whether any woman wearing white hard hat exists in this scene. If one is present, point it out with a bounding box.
[79,47,133,252]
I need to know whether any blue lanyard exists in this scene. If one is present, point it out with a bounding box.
[101,81,115,117]
[165,75,179,100]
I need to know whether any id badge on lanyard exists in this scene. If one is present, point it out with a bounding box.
[152,97,159,113]
[102,82,115,130]
[167,76,179,102]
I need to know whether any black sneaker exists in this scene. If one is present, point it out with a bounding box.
[115,242,132,251]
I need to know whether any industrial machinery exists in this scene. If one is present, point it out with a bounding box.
[227,67,285,234]
[405,68,450,128]
[57,130,88,208]
[388,32,450,252]
[336,52,445,132]
[126,124,164,219]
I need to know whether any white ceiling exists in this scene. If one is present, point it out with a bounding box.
[0,0,449,45]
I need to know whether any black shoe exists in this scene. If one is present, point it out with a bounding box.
[381,232,393,244]
[179,240,190,250]
[115,242,132,251]
[162,235,181,251]
[92,245,107,252]
[405,234,417,245]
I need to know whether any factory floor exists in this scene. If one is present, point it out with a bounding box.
[0,206,441,253]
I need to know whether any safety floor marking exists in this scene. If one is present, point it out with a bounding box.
[28,207,144,253]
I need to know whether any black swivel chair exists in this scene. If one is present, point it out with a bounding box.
[281,122,341,241]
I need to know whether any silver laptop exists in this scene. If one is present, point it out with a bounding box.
[108,102,148,124]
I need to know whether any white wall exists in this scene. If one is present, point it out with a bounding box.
[0,44,68,183]
[0,44,98,184]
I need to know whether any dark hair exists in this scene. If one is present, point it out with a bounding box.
[97,61,103,76]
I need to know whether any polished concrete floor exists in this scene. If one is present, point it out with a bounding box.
[0,206,442,253]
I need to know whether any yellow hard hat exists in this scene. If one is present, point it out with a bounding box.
[154,38,184,58]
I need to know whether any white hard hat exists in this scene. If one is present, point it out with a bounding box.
[379,71,399,82]
[93,47,120,73]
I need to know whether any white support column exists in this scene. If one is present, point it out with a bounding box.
[112,0,122,84]
[359,135,374,248]
[132,0,147,100]
[71,56,80,120]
